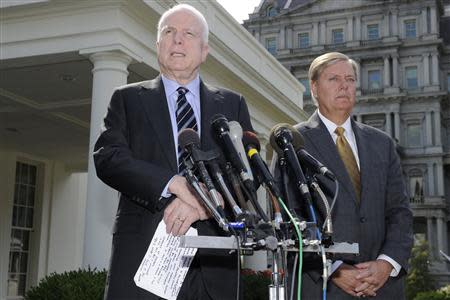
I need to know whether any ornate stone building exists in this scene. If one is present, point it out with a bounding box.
[244,0,450,285]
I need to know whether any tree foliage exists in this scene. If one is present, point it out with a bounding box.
[406,240,435,300]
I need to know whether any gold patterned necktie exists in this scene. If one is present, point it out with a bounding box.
[335,127,361,202]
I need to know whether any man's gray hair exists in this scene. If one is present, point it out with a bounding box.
[308,52,358,106]
[157,4,209,44]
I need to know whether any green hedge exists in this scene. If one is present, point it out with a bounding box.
[25,268,106,300]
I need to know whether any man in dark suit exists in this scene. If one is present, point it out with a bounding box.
[275,52,413,299]
[94,4,253,299]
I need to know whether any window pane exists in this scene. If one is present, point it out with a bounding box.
[368,70,381,89]
[406,67,418,88]
[407,124,421,146]
[405,19,416,38]
[367,24,379,40]
[298,33,309,48]
[299,79,310,95]
[332,29,344,44]
[267,6,277,17]
[266,37,276,55]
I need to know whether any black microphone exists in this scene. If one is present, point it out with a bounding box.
[297,148,336,181]
[178,128,228,230]
[242,131,281,199]
[211,114,252,183]
[269,123,313,205]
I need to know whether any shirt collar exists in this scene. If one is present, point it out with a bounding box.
[161,74,200,99]
[317,109,353,136]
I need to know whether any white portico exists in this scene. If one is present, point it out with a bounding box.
[0,0,306,298]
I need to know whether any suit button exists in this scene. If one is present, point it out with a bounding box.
[360,217,366,223]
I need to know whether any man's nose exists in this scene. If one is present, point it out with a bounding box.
[339,79,349,90]
[173,31,183,44]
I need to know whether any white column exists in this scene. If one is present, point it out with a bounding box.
[426,111,433,146]
[383,14,390,37]
[356,114,362,123]
[286,26,293,49]
[423,53,430,86]
[434,110,442,146]
[436,162,444,195]
[355,16,361,40]
[394,112,400,142]
[255,31,260,42]
[384,56,390,87]
[427,163,435,196]
[421,8,428,36]
[356,59,361,89]
[427,217,435,258]
[279,26,286,50]
[84,51,132,269]
[320,22,326,45]
[437,217,446,258]
[392,55,399,87]
[385,113,392,136]
[431,53,439,85]
[430,6,437,34]
[312,22,319,45]
[347,17,353,41]
[392,12,398,36]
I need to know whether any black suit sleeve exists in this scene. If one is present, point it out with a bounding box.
[93,88,174,211]
[379,138,413,272]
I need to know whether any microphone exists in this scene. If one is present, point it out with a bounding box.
[228,121,254,181]
[178,128,228,230]
[297,148,336,180]
[211,115,253,184]
[242,131,281,199]
[269,124,317,222]
[211,114,268,222]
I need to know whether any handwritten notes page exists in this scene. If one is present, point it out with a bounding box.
[134,221,198,299]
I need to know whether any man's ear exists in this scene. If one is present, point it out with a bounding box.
[310,80,317,98]
[201,44,209,63]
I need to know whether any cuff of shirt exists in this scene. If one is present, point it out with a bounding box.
[377,254,401,277]
[330,260,343,276]
[160,176,176,199]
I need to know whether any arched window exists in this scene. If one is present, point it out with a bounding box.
[267,5,277,17]
[409,168,424,203]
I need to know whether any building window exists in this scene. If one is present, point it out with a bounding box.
[404,19,416,38]
[407,123,422,147]
[299,78,310,96]
[266,37,277,55]
[332,28,344,44]
[368,70,381,90]
[298,32,309,48]
[409,175,424,203]
[8,162,37,298]
[267,5,277,17]
[405,66,418,89]
[367,24,379,40]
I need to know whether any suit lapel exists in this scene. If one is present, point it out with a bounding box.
[301,112,358,205]
[139,76,177,172]
[199,81,226,151]
[352,121,372,207]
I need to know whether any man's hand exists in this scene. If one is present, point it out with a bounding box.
[331,263,365,297]
[168,175,209,220]
[163,198,200,236]
[354,260,392,297]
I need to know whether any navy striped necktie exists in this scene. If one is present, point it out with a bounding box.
[176,87,198,173]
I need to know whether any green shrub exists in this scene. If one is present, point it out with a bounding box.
[25,268,107,300]
[242,268,272,300]
[414,285,450,300]
[406,240,435,299]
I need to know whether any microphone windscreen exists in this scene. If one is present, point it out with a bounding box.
[269,123,304,154]
[178,128,200,150]
[210,114,229,133]
[242,131,261,151]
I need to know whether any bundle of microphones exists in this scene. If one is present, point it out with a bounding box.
[179,113,338,251]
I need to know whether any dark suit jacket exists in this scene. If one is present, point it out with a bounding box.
[94,76,253,300]
[275,111,413,299]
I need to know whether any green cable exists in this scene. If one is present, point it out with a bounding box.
[278,197,302,300]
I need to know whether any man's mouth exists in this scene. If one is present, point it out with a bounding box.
[171,52,185,57]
